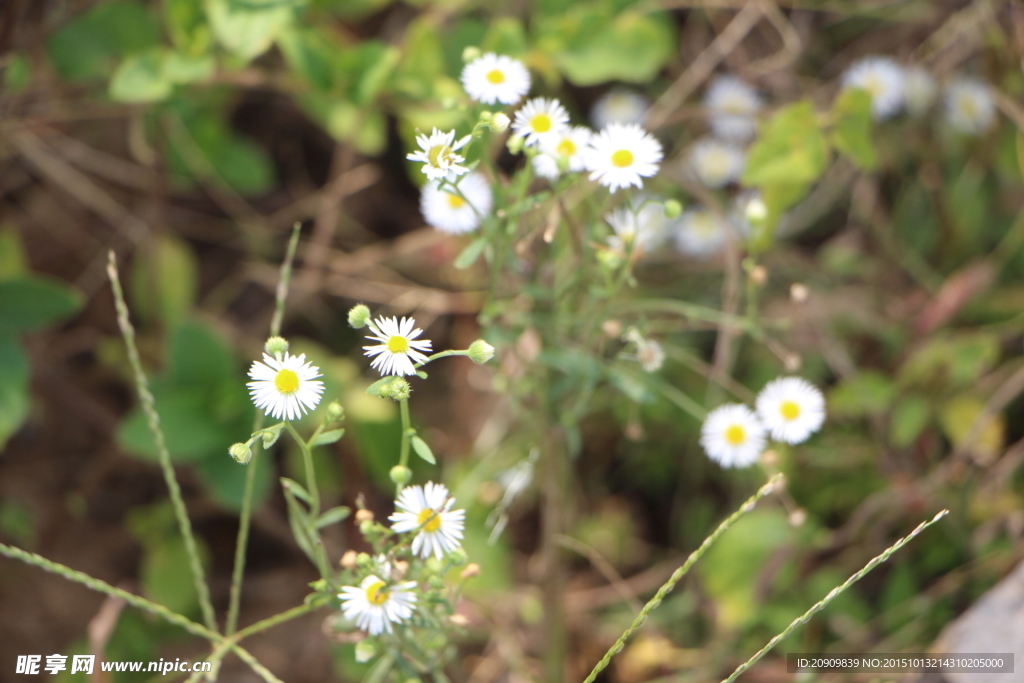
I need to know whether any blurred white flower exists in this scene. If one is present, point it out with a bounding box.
[701,403,766,468]
[605,200,670,253]
[420,172,493,234]
[687,138,746,188]
[703,75,762,141]
[512,97,570,147]
[673,208,729,258]
[407,128,471,181]
[591,89,649,129]
[902,66,937,117]
[755,376,826,444]
[461,53,531,105]
[842,56,904,120]
[584,123,663,193]
[339,575,418,635]
[533,126,592,178]
[944,77,996,135]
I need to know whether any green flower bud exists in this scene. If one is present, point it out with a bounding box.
[663,199,683,219]
[359,519,375,536]
[467,339,495,365]
[382,377,411,401]
[229,443,252,464]
[506,134,525,155]
[261,425,283,449]
[264,336,289,358]
[481,112,510,134]
[347,304,371,329]
[462,46,481,63]
[745,196,768,224]
[390,465,412,487]
[354,640,376,663]
[326,401,344,422]
[428,575,445,590]
[448,547,469,567]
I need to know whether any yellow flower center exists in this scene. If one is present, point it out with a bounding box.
[556,138,577,157]
[722,96,747,115]
[863,76,883,98]
[725,425,746,445]
[387,336,410,354]
[959,97,978,120]
[446,192,466,209]
[486,69,505,85]
[365,580,389,606]
[531,114,552,133]
[417,508,442,533]
[780,400,801,421]
[611,149,634,168]
[274,369,300,394]
[427,144,452,168]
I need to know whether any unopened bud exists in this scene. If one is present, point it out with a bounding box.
[229,442,252,464]
[340,549,358,569]
[390,465,412,487]
[663,199,683,219]
[449,547,469,567]
[790,283,809,303]
[359,519,375,535]
[347,304,371,329]
[462,46,482,63]
[460,563,481,579]
[789,508,807,527]
[264,336,289,358]
[506,134,525,155]
[261,426,282,449]
[468,339,495,365]
[355,640,376,663]
[602,319,623,338]
[745,195,768,224]
[326,401,344,422]
[750,265,768,286]
[449,614,470,627]
[382,377,411,401]
[355,509,374,523]
[490,113,510,133]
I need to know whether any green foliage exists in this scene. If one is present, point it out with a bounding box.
[128,502,211,617]
[0,276,83,334]
[205,0,295,61]
[830,88,877,170]
[47,1,161,81]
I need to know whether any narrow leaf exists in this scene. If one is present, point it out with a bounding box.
[411,435,436,464]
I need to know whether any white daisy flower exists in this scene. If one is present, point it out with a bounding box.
[420,172,493,234]
[944,78,996,135]
[363,316,433,377]
[247,352,324,421]
[700,403,766,468]
[512,97,570,147]
[533,126,592,179]
[755,376,826,444]
[673,208,729,258]
[407,128,472,181]
[338,575,418,635]
[590,89,649,129]
[687,138,746,189]
[584,123,663,193]
[636,338,665,372]
[841,56,905,120]
[389,482,466,560]
[903,66,937,117]
[605,200,669,253]
[461,53,531,105]
[703,75,762,141]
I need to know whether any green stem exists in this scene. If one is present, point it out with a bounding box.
[107,253,217,634]
[397,398,413,495]
[226,224,302,637]
[285,421,331,578]
[720,510,949,683]
[414,349,469,368]
[582,475,784,683]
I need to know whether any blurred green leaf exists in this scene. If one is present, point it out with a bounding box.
[828,371,895,419]
[0,499,35,547]
[743,101,829,187]
[0,276,82,334]
[166,0,212,56]
[940,395,1003,464]
[278,26,337,91]
[393,19,446,99]
[166,320,233,388]
[164,52,216,84]
[109,50,173,103]
[454,237,488,269]
[47,0,161,81]
[890,395,930,448]
[313,428,345,446]
[130,233,199,328]
[0,338,29,450]
[482,17,528,56]
[195,448,272,511]
[411,435,436,464]
[899,333,1000,389]
[141,537,202,615]
[0,227,27,279]
[831,88,877,170]
[4,54,30,92]
[282,478,318,563]
[205,0,294,60]
[117,387,235,462]
[315,505,351,529]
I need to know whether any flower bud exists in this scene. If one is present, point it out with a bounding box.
[355,640,376,663]
[382,377,412,401]
[745,195,768,224]
[467,339,495,365]
[347,304,371,329]
[326,401,344,422]
[506,134,525,155]
[448,614,470,627]
[359,520,375,536]
[663,199,683,219]
[460,563,481,579]
[390,465,412,487]
[448,547,469,567]
[462,46,481,62]
[229,442,252,464]
[340,549,358,569]
[750,265,768,286]
[355,509,375,523]
[264,336,289,358]
[490,113,510,133]
[790,283,809,303]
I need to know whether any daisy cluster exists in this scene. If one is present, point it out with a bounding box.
[701,377,825,468]
[337,482,467,636]
[840,56,996,134]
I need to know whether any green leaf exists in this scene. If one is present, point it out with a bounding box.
[164,52,215,84]
[130,232,198,328]
[194,448,272,512]
[312,428,345,446]
[454,237,488,269]
[482,17,528,56]
[109,50,173,103]
[166,0,212,56]
[0,276,82,334]
[0,336,29,450]
[4,54,30,92]
[47,0,161,81]
[280,477,312,505]
[204,0,294,61]
[831,88,877,170]
[940,395,1003,464]
[742,101,829,187]
[828,371,895,420]
[141,536,208,616]
[165,320,233,388]
[117,388,236,462]
[411,435,436,464]
[890,395,930,448]
[282,478,318,563]
[315,506,351,529]
[277,26,336,91]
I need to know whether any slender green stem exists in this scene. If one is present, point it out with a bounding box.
[286,422,320,516]
[228,224,302,637]
[582,475,784,683]
[414,349,469,368]
[107,253,217,633]
[397,398,413,494]
[720,510,949,683]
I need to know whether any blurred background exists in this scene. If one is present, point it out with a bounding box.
[2,0,1024,681]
